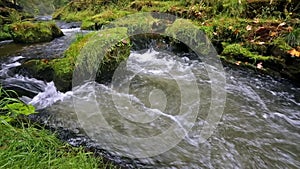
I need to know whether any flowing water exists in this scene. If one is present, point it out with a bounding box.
[0,26,300,168]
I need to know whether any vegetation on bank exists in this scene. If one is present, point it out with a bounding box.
[48,0,300,85]
[0,87,116,169]
[0,123,112,169]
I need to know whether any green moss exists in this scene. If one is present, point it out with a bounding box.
[165,19,211,54]
[221,44,284,71]
[49,32,96,91]
[108,12,157,35]
[52,1,95,20]
[23,28,131,91]
[272,37,293,51]
[9,21,64,44]
[76,27,131,82]
[81,9,134,30]
[222,44,270,60]
[81,20,97,30]
[130,1,182,13]
[0,25,11,41]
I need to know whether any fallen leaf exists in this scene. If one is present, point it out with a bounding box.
[269,31,277,37]
[278,22,286,27]
[287,26,293,32]
[254,18,259,24]
[122,39,128,44]
[246,25,252,31]
[236,61,241,65]
[257,62,263,69]
[256,41,265,45]
[233,29,239,35]
[287,48,300,57]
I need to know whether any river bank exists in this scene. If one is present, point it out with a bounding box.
[48,0,300,87]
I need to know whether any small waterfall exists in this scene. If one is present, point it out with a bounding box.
[26,81,72,110]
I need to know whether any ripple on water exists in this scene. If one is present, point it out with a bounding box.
[13,49,300,168]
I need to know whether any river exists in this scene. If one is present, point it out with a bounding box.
[0,24,299,168]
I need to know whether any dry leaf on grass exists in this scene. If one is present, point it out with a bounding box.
[287,48,300,57]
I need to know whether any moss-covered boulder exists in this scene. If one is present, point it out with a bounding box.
[74,27,131,84]
[0,0,34,41]
[221,43,284,70]
[9,21,64,44]
[21,28,131,91]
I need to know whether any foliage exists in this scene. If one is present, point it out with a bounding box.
[0,87,36,123]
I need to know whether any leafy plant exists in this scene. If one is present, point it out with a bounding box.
[0,87,36,123]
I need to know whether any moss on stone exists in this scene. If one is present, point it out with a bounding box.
[0,25,11,41]
[9,21,64,43]
[81,9,134,30]
[48,32,96,91]
[75,27,131,83]
[45,0,300,85]
[22,28,131,91]
[165,18,213,55]
[222,43,272,62]
[21,59,54,82]
[130,0,183,13]
[108,12,158,35]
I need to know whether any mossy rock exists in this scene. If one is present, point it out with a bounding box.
[221,43,286,73]
[20,33,93,91]
[21,28,131,91]
[75,27,131,84]
[0,24,11,41]
[130,1,182,13]
[165,19,213,56]
[9,21,64,44]
[81,9,134,30]
[21,59,54,82]
[222,43,276,62]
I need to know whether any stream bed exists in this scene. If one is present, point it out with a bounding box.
[0,24,299,168]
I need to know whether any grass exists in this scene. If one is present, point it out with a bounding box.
[0,87,118,169]
[0,122,116,169]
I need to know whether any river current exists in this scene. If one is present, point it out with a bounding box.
[0,26,299,168]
